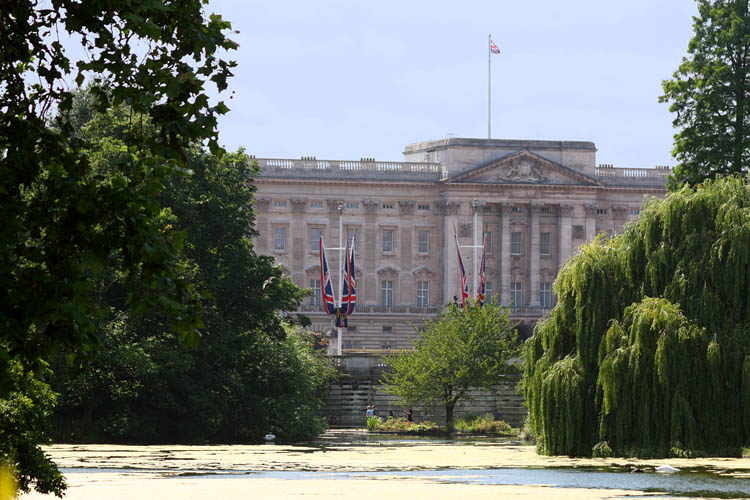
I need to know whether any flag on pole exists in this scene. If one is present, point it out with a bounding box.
[341,236,356,316]
[490,39,500,54]
[477,233,488,306]
[319,237,337,315]
[454,233,469,308]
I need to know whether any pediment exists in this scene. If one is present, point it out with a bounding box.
[377,266,400,277]
[446,150,598,186]
[412,266,435,278]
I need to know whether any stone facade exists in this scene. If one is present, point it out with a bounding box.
[253,138,670,353]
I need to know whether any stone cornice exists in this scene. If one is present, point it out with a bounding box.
[254,176,668,195]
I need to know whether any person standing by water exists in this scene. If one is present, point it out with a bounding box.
[406,408,413,422]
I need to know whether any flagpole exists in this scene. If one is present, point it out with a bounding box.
[488,34,491,140]
[337,203,343,356]
[472,199,480,298]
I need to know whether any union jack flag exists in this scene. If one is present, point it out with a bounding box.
[490,40,500,54]
[454,233,469,308]
[341,236,356,317]
[319,236,337,315]
[477,233,488,306]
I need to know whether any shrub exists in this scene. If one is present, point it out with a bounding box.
[366,416,382,431]
[454,414,513,435]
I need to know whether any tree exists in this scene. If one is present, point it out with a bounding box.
[660,0,750,189]
[522,176,750,457]
[381,299,518,432]
[49,98,335,444]
[1,2,236,495]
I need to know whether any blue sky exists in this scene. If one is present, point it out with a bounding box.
[209,1,698,168]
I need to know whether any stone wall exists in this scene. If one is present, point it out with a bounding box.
[321,354,527,428]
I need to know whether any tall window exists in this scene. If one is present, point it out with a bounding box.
[511,232,522,255]
[310,228,322,252]
[417,230,430,254]
[381,280,393,306]
[382,229,394,253]
[346,227,359,247]
[309,279,321,306]
[540,282,552,308]
[485,231,493,254]
[511,282,522,307]
[485,281,493,302]
[273,227,286,251]
[417,281,429,306]
[540,232,550,255]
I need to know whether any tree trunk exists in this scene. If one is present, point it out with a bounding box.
[445,402,455,433]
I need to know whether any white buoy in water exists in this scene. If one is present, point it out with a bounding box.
[655,464,680,473]
[264,433,276,441]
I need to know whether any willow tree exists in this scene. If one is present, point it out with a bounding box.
[522,176,750,457]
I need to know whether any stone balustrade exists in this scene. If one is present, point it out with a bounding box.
[596,164,671,177]
[254,157,443,179]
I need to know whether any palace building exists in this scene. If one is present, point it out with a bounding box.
[252,137,670,353]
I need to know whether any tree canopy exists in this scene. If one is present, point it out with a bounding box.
[381,299,518,432]
[49,103,334,444]
[1,1,236,495]
[661,0,750,188]
[522,176,750,457]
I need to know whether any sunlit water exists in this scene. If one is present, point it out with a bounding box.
[54,431,750,499]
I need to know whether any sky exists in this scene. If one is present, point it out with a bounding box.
[208,1,698,168]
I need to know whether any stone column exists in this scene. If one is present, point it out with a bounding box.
[399,200,416,305]
[557,204,573,270]
[499,204,512,305]
[528,204,541,307]
[469,199,484,299]
[438,200,461,306]
[613,205,627,234]
[290,198,308,287]
[362,200,379,304]
[584,205,597,243]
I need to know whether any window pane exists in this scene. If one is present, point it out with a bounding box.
[540,232,550,255]
[540,282,552,307]
[485,231,493,254]
[511,282,522,307]
[485,281,493,301]
[274,227,286,251]
[310,228,321,251]
[383,230,394,252]
[511,232,521,255]
[309,279,321,306]
[417,281,429,306]
[418,230,429,253]
[381,280,393,306]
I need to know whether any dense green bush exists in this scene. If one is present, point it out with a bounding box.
[454,415,513,435]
